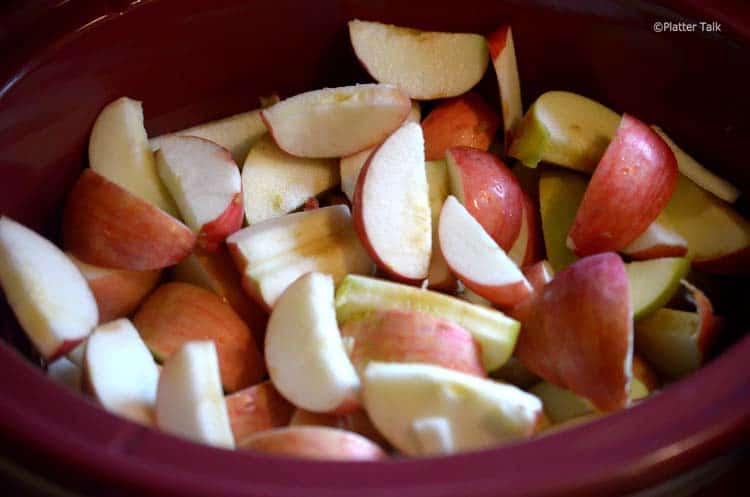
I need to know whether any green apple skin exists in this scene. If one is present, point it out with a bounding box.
[538,169,587,271]
[627,257,690,320]
[635,308,703,380]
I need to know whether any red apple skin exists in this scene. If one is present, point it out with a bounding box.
[422,92,500,161]
[687,284,725,359]
[627,245,688,260]
[340,309,485,378]
[63,170,196,271]
[514,253,633,412]
[446,147,524,251]
[632,355,660,392]
[290,409,389,449]
[239,426,387,461]
[486,25,514,148]
[693,246,750,275]
[517,192,544,268]
[225,381,295,445]
[48,338,87,364]
[568,114,678,256]
[88,269,161,323]
[522,260,554,292]
[198,192,244,252]
[464,279,532,311]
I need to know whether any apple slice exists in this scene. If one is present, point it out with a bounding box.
[425,159,456,291]
[508,91,620,171]
[261,84,410,158]
[156,340,234,448]
[439,196,532,308]
[335,275,520,372]
[150,109,267,165]
[652,126,740,204]
[340,309,485,377]
[289,409,388,448]
[422,92,499,161]
[225,381,295,446]
[47,357,82,391]
[568,114,679,256]
[446,147,524,251]
[63,170,195,271]
[514,253,633,411]
[83,319,159,425]
[133,282,264,393]
[353,122,432,283]
[227,205,373,310]
[621,214,688,260]
[89,97,178,216]
[0,217,98,361]
[241,135,338,225]
[507,191,543,268]
[490,357,540,390]
[663,175,750,274]
[67,253,161,323]
[627,257,690,320]
[538,169,587,271]
[633,355,661,392]
[155,136,243,251]
[265,272,360,414]
[239,426,386,460]
[362,362,542,456]
[487,25,522,149]
[349,20,489,100]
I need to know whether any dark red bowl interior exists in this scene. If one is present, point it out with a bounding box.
[1,1,749,496]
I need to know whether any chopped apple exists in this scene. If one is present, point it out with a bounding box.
[490,357,539,389]
[353,122,432,283]
[568,114,679,256]
[133,282,264,393]
[446,147,524,251]
[340,309,485,377]
[487,25,522,149]
[632,355,661,392]
[362,361,542,456]
[89,97,178,216]
[439,196,532,308]
[538,169,587,271]
[225,381,295,445]
[63,170,195,271]
[422,92,499,161]
[47,357,82,391]
[424,159,456,291]
[339,102,421,202]
[621,214,688,260]
[0,217,98,360]
[626,257,690,320]
[83,319,159,425]
[265,272,360,414]
[156,340,234,448]
[348,20,489,100]
[507,191,543,268]
[241,135,338,225]
[239,426,386,460]
[150,109,267,165]
[508,91,620,171]
[67,252,161,323]
[513,253,633,412]
[261,84,411,158]
[227,205,373,310]
[335,275,520,372]
[289,409,388,448]
[652,126,740,204]
[155,136,243,251]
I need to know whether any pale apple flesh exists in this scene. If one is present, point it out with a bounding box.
[239,426,387,460]
[539,169,587,271]
[626,257,690,320]
[425,159,456,291]
[225,381,295,446]
[621,215,688,260]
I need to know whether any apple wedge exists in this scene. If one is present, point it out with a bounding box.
[633,355,661,392]
[349,20,489,100]
[265,272,360,414]
[150,109,267,165]
[340,309,485,377]
[241,134,338,225]
[652,126,740,203]
[240,426,386,460]
[261,84,410,158]
[568,114,679,256]
[63,170,195,271]
[133,282,264,393]
[514,253,633,412]
[155,136,243,251]
[225,381,295,446]
[362,362,541,456]
[621,214,688,260]
[89,97,178,216]
[439,196,532,308]
[67,253,161,323]
[446,147,524,251]
[508,91,620,171]
[425,159,456,291]
[538,169,587,271]
[507,191,543,268]
[289,409,388,448]
[422,92,499,161]
[627,257,690,320]
[0,217,98,361]
[83,319,159,426]
[227,205,373,310]
[156,340,234,448]
[335,275,520,372]
[353,122,432,283]
[487,25,522,149]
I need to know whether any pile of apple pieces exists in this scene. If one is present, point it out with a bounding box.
[2,19,748,461]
